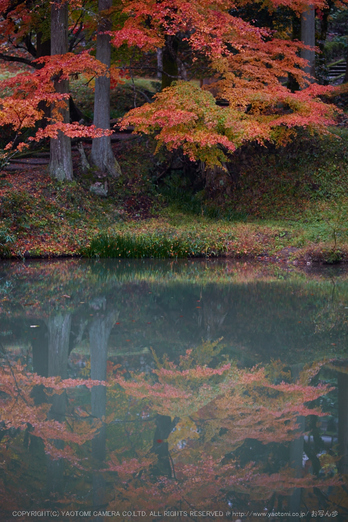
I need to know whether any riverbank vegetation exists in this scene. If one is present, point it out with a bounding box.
[1,123,348,263]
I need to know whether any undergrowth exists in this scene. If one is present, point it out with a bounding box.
[83,226,234,258]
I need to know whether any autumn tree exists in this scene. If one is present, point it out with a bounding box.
[0,0,115,177]
[109,0,344,169]
[90,0,122,178]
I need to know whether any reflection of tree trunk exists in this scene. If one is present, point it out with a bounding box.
[46,313,71,495]
[201,299,228,340]
[89,302,118,512]
[151,415,177,478]
[196,292,229,341]
[338,372,348,474]
[289,364,305,518]
[48,314,71,380]
[31,321,49,405]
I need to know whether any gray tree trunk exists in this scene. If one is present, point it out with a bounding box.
[157,48,163,80]
[49,0,73,181]
[90,0,121,178]
[300,6,316,81]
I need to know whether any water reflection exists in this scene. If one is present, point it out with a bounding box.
[1,259,348,521]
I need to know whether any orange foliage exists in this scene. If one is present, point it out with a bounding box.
[0,348,343,516]
[113,0,343,165]
[0,52,112,150]
[104,353,341,515]
[0,362,104,456]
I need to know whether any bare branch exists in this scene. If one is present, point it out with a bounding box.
[0,53,38,68]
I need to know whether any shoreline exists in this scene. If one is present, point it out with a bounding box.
[2,246,347,265]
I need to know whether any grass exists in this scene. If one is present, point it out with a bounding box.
[82,220,235,258]
[0,171,124,258]
[81,211,347,262]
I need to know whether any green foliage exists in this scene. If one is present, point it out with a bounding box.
[83,227,232,258]
[83,231,226,259]
[302,199,348,263]
[195,129,348,221]
[0,224,15,257]
[159,172,248,221]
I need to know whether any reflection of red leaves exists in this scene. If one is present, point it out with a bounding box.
[156,439,163,443]
[107,361,122,376]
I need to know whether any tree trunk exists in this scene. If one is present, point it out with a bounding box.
[157,48,163,80]
[36,32,52,127]
[90,0,121,178]
[301,6,316,81]
[344,48,348,84]
[161,35,179,89]
[317,0,333,84]
[49,0,73,181]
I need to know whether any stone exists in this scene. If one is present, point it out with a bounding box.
[90,181,108,197]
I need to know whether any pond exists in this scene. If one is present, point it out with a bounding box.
[1,259,348,522]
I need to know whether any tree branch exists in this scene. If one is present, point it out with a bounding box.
[0,53,38,68]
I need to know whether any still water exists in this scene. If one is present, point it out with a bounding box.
[1,259,348,522]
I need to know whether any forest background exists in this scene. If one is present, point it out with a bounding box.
[1,0,348,263]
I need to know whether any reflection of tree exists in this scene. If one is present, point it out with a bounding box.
[0,347,101,515]
[2,260,348,367]
[89,298,118,513]
[151,414,177,478]
[106,351,342,517]
[338,371,348,475]
[289,364,305,521]
[46,313,71,496]
[1,346,347,518]
[1,260,348,516]
[196,288,230,341]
